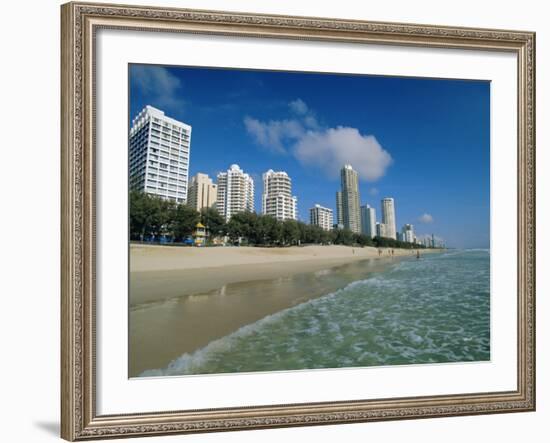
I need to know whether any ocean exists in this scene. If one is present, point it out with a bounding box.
[141,249,490,377]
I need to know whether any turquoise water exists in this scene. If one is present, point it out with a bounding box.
[142,250,490,376]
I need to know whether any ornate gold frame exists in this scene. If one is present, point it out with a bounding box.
[61,2,536,440]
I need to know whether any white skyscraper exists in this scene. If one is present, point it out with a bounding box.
[187,173,217,211]
[360,204,377,238]
[340,164,361,233]
[310,204,333,231]
[381,197,397,240]
[402,224,415,243]
[129,105,191,203]
[376,222,388,238]
[262,170,297,221]
[335,191,344,228]
[216,164,254,221]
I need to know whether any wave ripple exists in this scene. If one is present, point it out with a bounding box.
[141,250,490,377]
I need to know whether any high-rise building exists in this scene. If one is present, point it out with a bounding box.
[129,105,191,203]
[376,222,387,238]
[335,191,344,228]
[187,173,217,211]
[381,197,397,240]
[262,170,297,221]
[310,204,333,231]
[360,204,377,238]
[216,164,254,221]
[340,165,361,233]
[422,236,431,248]
[402,224,415,243]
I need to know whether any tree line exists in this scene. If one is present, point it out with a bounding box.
[130,191,427,249]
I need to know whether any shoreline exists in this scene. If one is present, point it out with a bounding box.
[129,245,442,376]
[130,244,440,306]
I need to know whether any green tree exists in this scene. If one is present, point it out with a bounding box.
[200,207,226,241]
[129,191,175,241]
[129,190,151,240]
[333,228,354,246]
[311,225,328,244]
[354,233,373,247]
[255,214,281,245]
[149,198,176,239]
[172,204,200,241]
[297,222,309,244]
[226,211,257,244]
[281,219,300,246]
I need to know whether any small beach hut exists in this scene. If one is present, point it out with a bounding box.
[193,222,206,246]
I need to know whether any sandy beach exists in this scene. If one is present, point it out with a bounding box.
[130,244,439,377]
[130,244,427,305]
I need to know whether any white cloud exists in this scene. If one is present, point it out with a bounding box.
[131,66,185,111]
[244,116,303,154]
[289,98,319,129]
[294,127,392,181]
[245,99,393,182]
[289,98,309,115]
[418,213,434,223]
[303,115,319,129]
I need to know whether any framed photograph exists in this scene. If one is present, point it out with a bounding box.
[61,1,536,440]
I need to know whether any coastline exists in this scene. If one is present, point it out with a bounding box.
[130,244,439,306]
[129,244,441,377]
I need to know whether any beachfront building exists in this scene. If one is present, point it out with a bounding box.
[418,234,439,248]
[187,173,217,211]
[335,191,344,228]
[402,224,415,243]
[340,164,361,233]
[420,236,431,248]
[360,204,377,238]
[381,197,397,239]
[310,204,334,231]
[376,222,388,238]
[129,105,191,204]
[216,164,255,221]
[262,170,298,221]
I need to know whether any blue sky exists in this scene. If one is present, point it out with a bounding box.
[129,64,490,248]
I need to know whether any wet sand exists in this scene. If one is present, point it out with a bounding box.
[129,245,438,377]
[130,244,424,306]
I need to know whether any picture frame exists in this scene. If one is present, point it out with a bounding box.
[60,1,536,440]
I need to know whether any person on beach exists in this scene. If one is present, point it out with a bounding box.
[391,249,395,257]
[416,250,420,259]
[378,248,382,256]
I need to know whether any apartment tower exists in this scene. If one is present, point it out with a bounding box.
[129,105,191,203]
[262,170,298,221]
[340,164,361,233]
[360,204,377,238]
[402,223,415,243]
[376,222,388,238]
[381,197,397,239]
[335,191,344,228]
[187,173,217,211]
[310,204,334,231]
[216,164,254,221]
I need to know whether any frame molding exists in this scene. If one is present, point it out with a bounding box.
[61,2,536,440]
